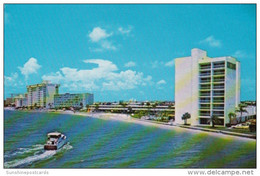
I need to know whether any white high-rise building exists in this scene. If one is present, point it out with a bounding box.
[175,48,240,126]
[27,80,60,108]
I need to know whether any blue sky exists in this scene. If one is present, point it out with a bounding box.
[4,4,256,102]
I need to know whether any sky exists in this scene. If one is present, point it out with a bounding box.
[4,4,256,102]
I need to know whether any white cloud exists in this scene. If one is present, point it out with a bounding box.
[42,59,152,91]
[156,79,166,89]
[100,40,117,50]
[88,27,116,51]
[157,79,166,85]
[233,50,247,58]
[4,72,18,85]
[165,59,175,67]
[4,72,24,87]
[88,26,133,52]
[200,35,221,47]
[102,70,147,90]
[118,26,133,35]
[89,41,117,52]
[88,27,112,42]
[150,60,164,68]
[124,61,136,68]
[18,57,41,79]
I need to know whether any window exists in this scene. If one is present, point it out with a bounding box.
[227,62,236,70]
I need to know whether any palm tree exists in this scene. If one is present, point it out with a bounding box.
[151,102,158,114]
[181,112,191,125]
[120,102,127,113]
[86,104,90,112]
[146,102,151,115]
[94,103,100,112]
[235,103,248,123]
[127,106,133,114]
[208,115,220,128]
[34,103,37,109]
[80,102,83,109]
[228,112,236,125]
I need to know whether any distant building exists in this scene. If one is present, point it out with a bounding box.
[5,93,22,106]
[5,98,14,106]
[27,80,60,108]
[54,93,94,108]
[14,93,28,108]
[175,48,240,126]
[236,105,256,122]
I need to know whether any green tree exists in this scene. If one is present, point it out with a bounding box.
[228,112,236,125]
[181,112,191,125]
[86,104,90,111]
[235,104,248,123]
[94,103,100,112]
[120,102,128,113]
[145,102,151,115]
[80,102,83,109]
[34,103,37,109]
[127,106,133,114]
[151,102,158,114]
[208,115,221,128]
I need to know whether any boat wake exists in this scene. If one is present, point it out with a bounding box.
[4,144,44,158]
[4,143,72,168]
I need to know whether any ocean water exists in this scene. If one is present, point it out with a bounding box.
[4,110,256,168]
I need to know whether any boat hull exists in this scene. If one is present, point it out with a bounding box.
[44,139,67,150]
[44,145,57,150]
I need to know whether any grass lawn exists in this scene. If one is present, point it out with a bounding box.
[196,125,256,135]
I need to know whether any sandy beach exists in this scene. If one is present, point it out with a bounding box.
[57,110,255,141]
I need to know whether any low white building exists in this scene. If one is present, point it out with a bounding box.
[235,105,256,122]
[14,94,28,108]
[54,93,94,108]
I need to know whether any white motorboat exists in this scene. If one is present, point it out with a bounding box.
[44,132,67,150]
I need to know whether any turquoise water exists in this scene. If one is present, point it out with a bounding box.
[4,110,256,168]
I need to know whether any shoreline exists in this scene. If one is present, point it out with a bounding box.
[4,108,256,141]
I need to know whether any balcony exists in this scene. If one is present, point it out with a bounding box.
[200,63,211,70]
[213,76,225,83]
[200,78,211,84]
[213,83,224,90]
[200,98,210,103]
[212,104,224,110]
[212,111,224,117]
[213,90,224,96]
[213,86,224,90]
[199,110,211,116]
[200,74,211,77]
[200,104,211,110]
[200,92,211,97]
[200,85,211,90]
[199,71,211,77]
[213,62,225,69]
[213,70,225,76]
[213,97,224,103]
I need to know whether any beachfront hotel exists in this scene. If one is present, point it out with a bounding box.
[5,80,95,109]
[27,80,60,108]
[14,93,28,108]
[175,48,240,126]
[54,93,94,108]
